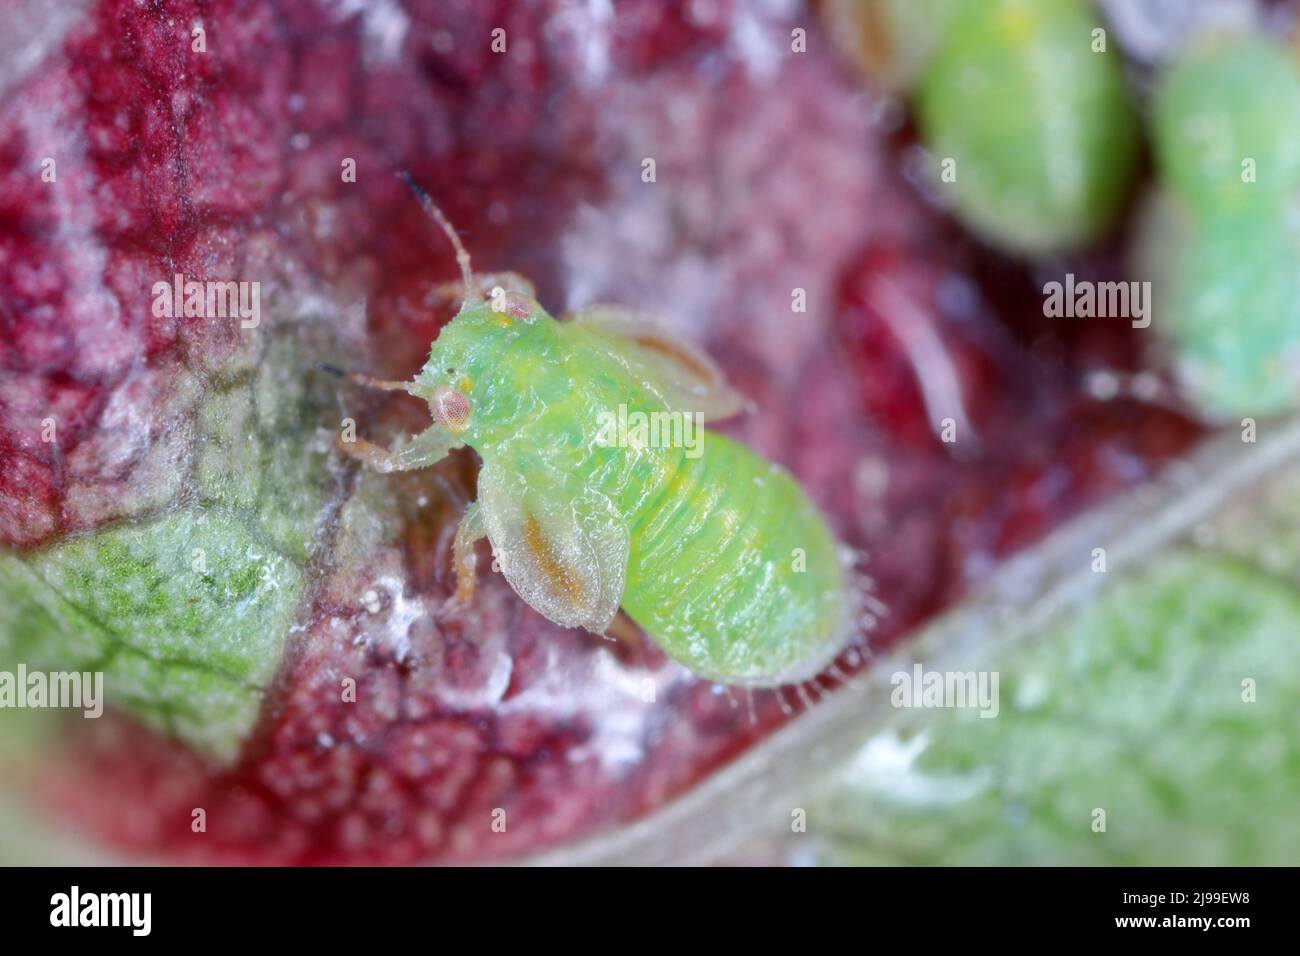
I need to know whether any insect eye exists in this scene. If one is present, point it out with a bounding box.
[431,386,471,431]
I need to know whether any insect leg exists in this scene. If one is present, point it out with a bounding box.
[337,425,463,473]
[452,501,486,604]
[601,610,643,645]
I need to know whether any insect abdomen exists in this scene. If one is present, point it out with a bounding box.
[618,431,848,686]
[486,329,849,686]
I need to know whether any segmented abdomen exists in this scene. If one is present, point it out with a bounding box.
[506,345,849,687]
[616,431,848,686]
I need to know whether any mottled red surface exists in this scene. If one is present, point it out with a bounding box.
[1,0,1200,863]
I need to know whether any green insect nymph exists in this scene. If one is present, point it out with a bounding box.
[335,185,853,687]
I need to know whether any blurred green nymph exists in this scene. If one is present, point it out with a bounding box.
[915,0,1140,255]
[1145,33,1300,418]
[1154,35,1300,219]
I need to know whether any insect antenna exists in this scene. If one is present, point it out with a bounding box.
[317,362,415,394]
[396,170,479,303]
